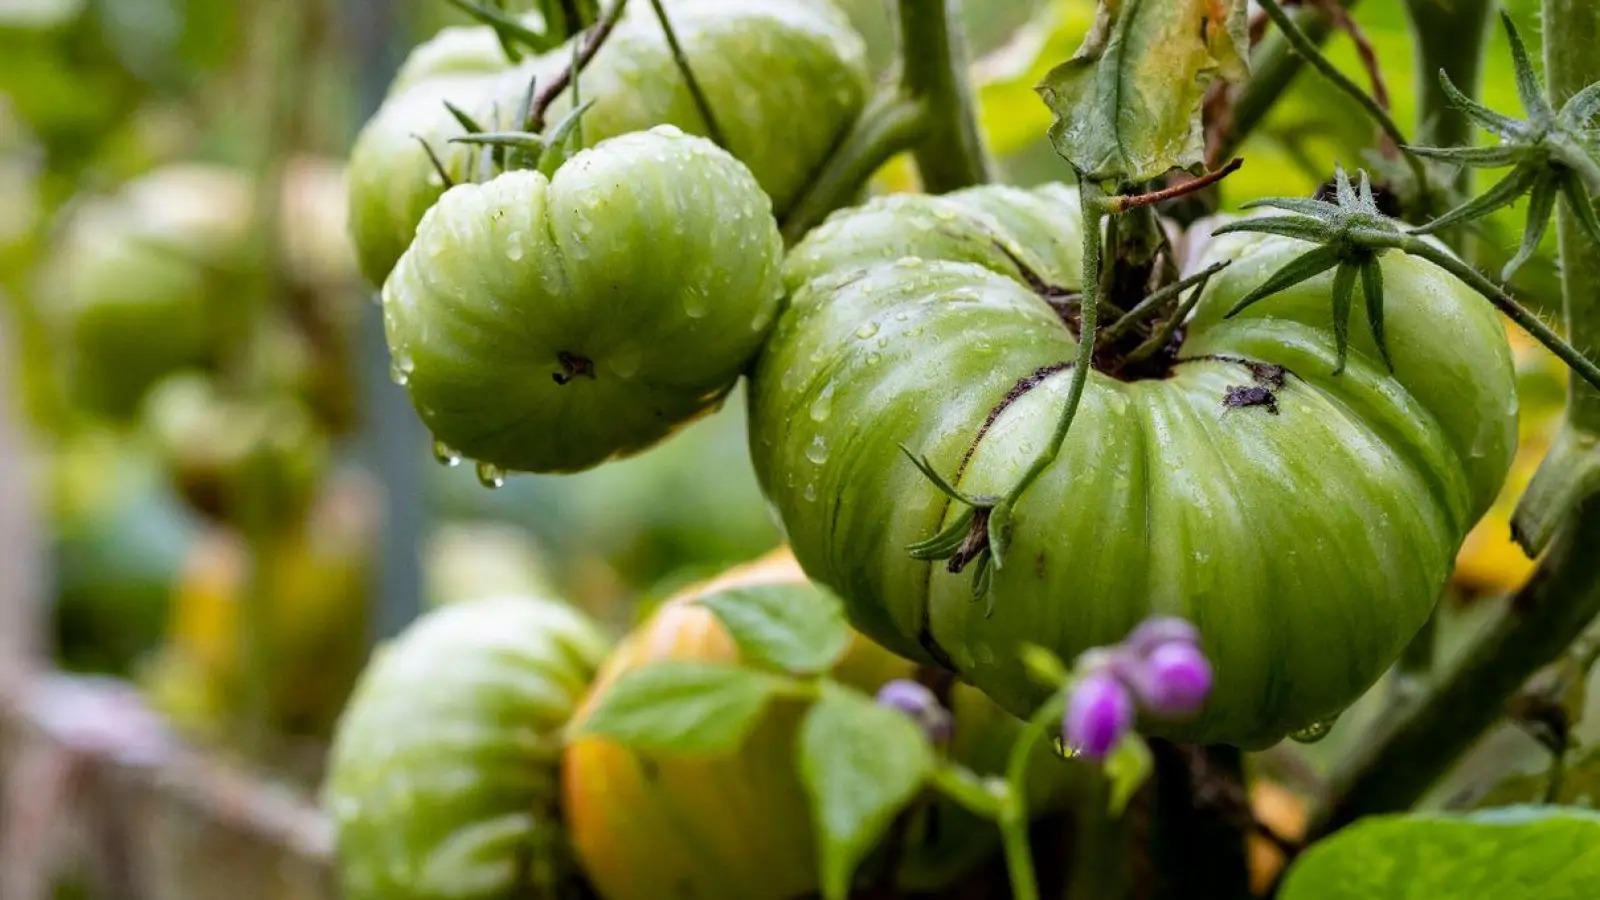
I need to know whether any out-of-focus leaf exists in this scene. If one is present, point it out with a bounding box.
[1279,806,1600,900]
[572,660,788,755]
[799,681,934,900]
[697,583,852,676]
[1036,0,1248,182]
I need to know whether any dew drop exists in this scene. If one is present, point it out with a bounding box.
[866,352,881,366]
[1289,716,1338,744]
[895,256,924,268]
[432,440,462,467]
[475,461,506,489]
[683,284,710,319]
[808,383,835,422]
[805,434,830,464]
[1050,735,1080,759]
[607,349,642,378]
[854,321,880,340]
[505,232,525,262]
[388,353,412,386]
[803,482,817,502]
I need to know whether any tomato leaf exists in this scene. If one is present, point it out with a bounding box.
[696,583,853,676]
[799,680,935,900]
[1036,0,1248,183]
[1279,806,1600,899]
[573,661,788,755]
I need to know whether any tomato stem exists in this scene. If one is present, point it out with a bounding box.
[645,0,726,150]
[1396,236,1600,394]
[779,91,929,244]
[897,0,993,193]
[999,184,1106,511]
[1209,1,1359,167]
[527,0,628,133]
[1256,0,1431,200]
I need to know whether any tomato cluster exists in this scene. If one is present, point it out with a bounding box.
[327,0,1524,896]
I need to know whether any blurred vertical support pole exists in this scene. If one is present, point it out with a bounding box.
[0,308,44,682]
[345,0,426,645]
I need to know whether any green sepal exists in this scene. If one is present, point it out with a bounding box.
[442,0,557,61]
[1502,173,1558,282]
[1222,243,1344,319]
[1409,162,1542,236]
[1329,261,1358,375]
[1360,258,1393,373]
[535,98,597,177]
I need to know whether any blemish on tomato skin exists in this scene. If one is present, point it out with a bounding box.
[1035,552,1047,580]
[1222,384,1280,416]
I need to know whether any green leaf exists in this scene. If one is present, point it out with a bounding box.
[696,584,853,676]
[1104,734,1153,816]
[1036,0,1249,183]
[573,661,788,755]
[1279,806,1600,900]
[799,681,936,900]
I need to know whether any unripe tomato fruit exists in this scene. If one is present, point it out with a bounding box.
[42,164,251,419]
[749,187,1518,749]
[347,0,868,284]
[562,548,1075,900]
[382,126,783,474]
[323,592,612,900]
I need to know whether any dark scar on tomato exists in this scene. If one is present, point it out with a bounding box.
[1223,385,1280,415]
[552,351,596,385]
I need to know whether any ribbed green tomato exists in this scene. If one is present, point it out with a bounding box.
[383,126,783,475]
[748,186,1519,749]
[42,164,252,418]
[323,593,612,900]
[348,0,868,285]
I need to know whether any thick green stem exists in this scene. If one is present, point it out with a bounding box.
[779,92,928,244]
[899,0,992,193]
[1396,237,1600,393]
[1545,0,1600,434]
[1066,774,1133,900]
[997,692,1065,900]
[1310,0,1600,833]
[1211,1,1359,165]
[1402,0,1494,252]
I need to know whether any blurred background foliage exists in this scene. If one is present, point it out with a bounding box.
[0,0,1583,813]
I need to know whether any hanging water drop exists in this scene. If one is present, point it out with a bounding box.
[1289,716,1338,744]
[432,440,462,467]
[475,461,506,489]
[1050,735,1080,759]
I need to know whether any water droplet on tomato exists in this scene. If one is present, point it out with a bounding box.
[804,483,817,502]
[855,321,880,340]
[1289,716,1338,744]
[896,256,924,268]
[806,435,830,464]
[475,461,506,489]
[607,349,641,378]
[809,383,834,422]
[388,353,412,386]
[432,441,461,467]
[683,285,709,319]
[866,352,881,366]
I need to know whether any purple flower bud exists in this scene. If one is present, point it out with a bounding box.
[1062,670,1134,760]
[1132,641,1214,720]
[876,679,954,743]
[1124,616,1201,658]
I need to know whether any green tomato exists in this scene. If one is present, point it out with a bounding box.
[748,186,1518,750]
[323,593,612,900]
[383,126,783,474]
[348,0,868,285]
[43,164,252,419]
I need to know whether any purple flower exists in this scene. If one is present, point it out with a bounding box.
[1062,670,1134,760]
[1124,616,1201,658]
[1131,640,1213,720]
[876,679,953,743]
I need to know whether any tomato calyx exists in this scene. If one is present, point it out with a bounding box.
[1404,13,1600,282]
